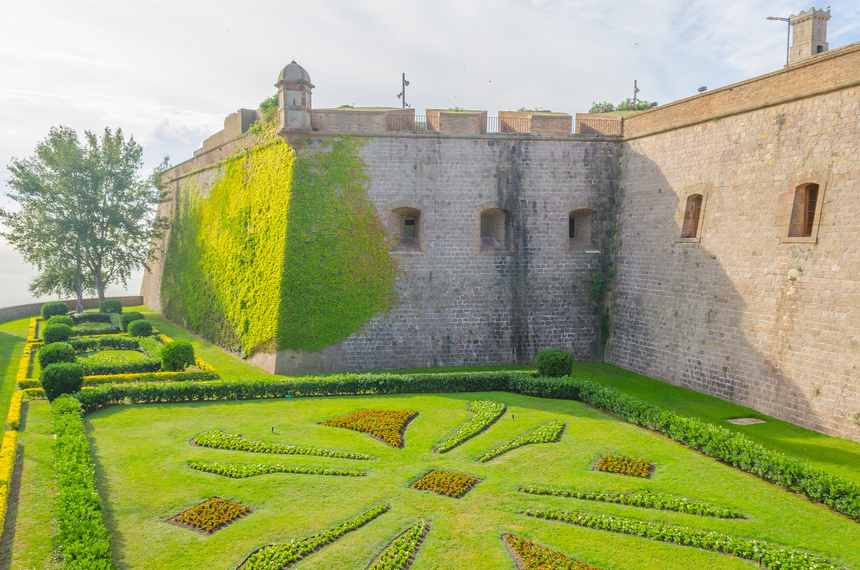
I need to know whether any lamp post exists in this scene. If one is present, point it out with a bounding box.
[767,16,791,67]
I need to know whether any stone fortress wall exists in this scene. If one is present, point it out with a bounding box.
[143,9,860,440]
[606,41,860,441]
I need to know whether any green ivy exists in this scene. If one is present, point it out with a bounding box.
[159,128,397,355]
[277,136,398,351]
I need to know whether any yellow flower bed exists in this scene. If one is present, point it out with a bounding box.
[16,342,40,388]
[26,318,39,342]
[6,391,25,430]
[0,430,19,540]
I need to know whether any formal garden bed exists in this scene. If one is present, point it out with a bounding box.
[594,454,654,478]
[168,497,253,535]
[410,470,480,498]
[2,308,860,569]
[320,409,419,447]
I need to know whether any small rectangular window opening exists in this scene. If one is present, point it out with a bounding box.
[404,218,416,238]
[681,194,703,238]
[789,183,819,238]
[568,217,575,239]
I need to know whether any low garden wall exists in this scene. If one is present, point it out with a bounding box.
[0,296,143,324]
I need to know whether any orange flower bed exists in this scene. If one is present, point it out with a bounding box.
[169,497,251,533]
[321,409,418,447]
[595,454,653,478]
[504,534,604,570]
[411,470,479,498]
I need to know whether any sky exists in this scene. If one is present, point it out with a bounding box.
[1,0,858,307]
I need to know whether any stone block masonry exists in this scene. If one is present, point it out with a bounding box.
[606,83,860,442]
[258,135,620,374]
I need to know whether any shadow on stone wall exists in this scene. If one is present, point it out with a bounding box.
[606,148,836,440]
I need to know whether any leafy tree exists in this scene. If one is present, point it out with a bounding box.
[1,126,169,310]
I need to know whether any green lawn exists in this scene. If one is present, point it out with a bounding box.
[1,309,860,569]
[86,393,860,569]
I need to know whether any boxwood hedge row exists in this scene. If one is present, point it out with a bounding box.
[70,372,860,522]
[52,396,114,569]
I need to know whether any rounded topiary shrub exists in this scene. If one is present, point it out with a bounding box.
[37,342,77,369]
[41,301,68,321]
[43,323,73,344]
[535,348,574,378]
[47,315,75,327]
[40,362,85,402]
[161,341,195,372]
[127,319,153,337]
[99,299,123,314]
[119,311,144,332]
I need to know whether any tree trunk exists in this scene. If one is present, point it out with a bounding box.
[75,249,84,313]
[96,270,106,302]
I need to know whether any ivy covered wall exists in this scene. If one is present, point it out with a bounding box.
[159,130,398,356]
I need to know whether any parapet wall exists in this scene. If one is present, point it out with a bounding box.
[622,42,860,139]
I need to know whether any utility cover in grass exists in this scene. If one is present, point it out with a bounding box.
[167,497,251,534]
[320,409,418,447]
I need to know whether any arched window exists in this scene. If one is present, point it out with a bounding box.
[568,209,595,251]
[479,208,508,252]
[681,194,703,238]
[788,183,819,238]
[392,207,422,251]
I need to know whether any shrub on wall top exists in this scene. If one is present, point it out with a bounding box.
[119,312,144,332]
[99,299,123,314]
[535,349,573,377]
[43,324,73,344]
[40,362,85,402]
[41,301,68,320]
[47,315,74,327]
[37,342,76,369]
[127,320,153,337]
[161,341,195,372]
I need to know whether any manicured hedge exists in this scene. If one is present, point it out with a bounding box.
[69,336,140,352]
[83,370,218,387]
[43,323,72,344]
[6,390,25,430]
[512,376,860,522]
[51,396,114,569]
[69,372,860,522]
[70,312,113,324]
[41,301,68,320]
[127,320,153,337]
[80,359,162,377]
[0,431,18,536]
[47,315,74,327]
[119,312,144,332]
[98,299,123,314]
[160,340,194,371]
[535,348,573,377]
[41,362,85,402]
[37,342,76,368]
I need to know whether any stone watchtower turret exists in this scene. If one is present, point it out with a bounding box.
[277,61,314,131]
[789,7,830,65]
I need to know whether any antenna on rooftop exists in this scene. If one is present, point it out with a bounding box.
[396,73,411,109]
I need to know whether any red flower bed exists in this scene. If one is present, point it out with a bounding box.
[169,497,251,533]
[595,454,653,478]
[504,534,604,570]
[321,409,418,447]
[411,470,479,498]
